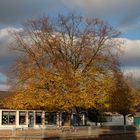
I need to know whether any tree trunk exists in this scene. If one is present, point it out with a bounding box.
[123,114,126,125]
[63,113,71,126]
[123,114,126,133]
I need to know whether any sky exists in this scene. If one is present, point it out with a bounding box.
[0,0,140,90]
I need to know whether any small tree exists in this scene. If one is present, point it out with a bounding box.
[109,71,135,128]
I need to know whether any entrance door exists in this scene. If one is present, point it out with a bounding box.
[28,111,34,127]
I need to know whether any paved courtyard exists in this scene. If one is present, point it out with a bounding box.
[0,126,138,139]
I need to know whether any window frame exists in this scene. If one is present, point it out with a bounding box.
[2,111,16,125]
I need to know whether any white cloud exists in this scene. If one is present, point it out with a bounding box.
[122,67,140,79]
[0,72,8,91]
[0,84,9,91]
[119,38,140,78]
[0,27,22,90]
[120,38,140,67]
[0,27,21,58]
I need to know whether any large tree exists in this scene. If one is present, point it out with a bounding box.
[5,14,122,113]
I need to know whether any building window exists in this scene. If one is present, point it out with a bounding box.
[35,112,42,125]
[19,111,26,125]
[45,112,57,125]
[28,112,34,127]
[106,115,112,122]
[2,111,16,125]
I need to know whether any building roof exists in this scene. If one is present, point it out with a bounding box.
[0,91,10,99]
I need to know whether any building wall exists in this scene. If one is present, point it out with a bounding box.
[103,115,133,126]
[87,115,134,126]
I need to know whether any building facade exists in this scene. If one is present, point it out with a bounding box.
[0,109,58,129]
[0,109,87,129]
[0,109,134,129]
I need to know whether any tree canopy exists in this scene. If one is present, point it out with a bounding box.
[5,14,122,112]
[108,71,135,125]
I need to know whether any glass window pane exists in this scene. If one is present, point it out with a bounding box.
[3,112,9,115]
[19,111,26,125]
[45,112,57,125]
[9,112,16,115]
[2,111,8,125]
[35,112,42,125]
[9,112,16,125]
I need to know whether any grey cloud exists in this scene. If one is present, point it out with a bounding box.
[62,0,140,30]
[121,57,140,67]
[120,12,140,27]
[0,0,140,28]
[0,27,21,90]
[0,77,7,85]
[0,28,20,74]
[0,84,9,91]
[0,0,61,25]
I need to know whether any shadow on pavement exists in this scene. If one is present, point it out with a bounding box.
[95,125,137,140]
[42,126,138,140]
